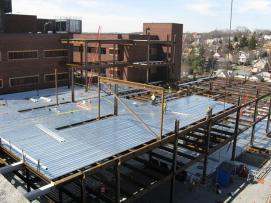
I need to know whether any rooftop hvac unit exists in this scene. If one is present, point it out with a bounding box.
[55,19,82,34]
[0,0,12,13]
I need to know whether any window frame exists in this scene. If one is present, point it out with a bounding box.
[44,72,69,82]
[44,49,68,58]
[9,75,40,87]
[87,47,107,55]
[7,50,39,61]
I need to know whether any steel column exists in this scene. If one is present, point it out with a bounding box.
[71,67,75,102]
[114,84,119,116]
[202,107,213,184]
[170,120,179,203]
[26,168,31,192]
[115,160,121,203]
[80,44,83,82]
[85,42,88,92]
[251,90,259,146]
[147,34,150,83]
[80,175,86,203]
[231,96,241,161]
[98,42,101,76]
[67,39,71,89]
[98,77,101,119]
[113,43,116,79]
[266,96,271,133]
[55,68,59,106]
[166,34,170,82]
[172,35,177,80]
[59,188,63,203]
[160,90,165,139]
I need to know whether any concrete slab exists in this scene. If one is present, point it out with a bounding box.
[0,174,29,203]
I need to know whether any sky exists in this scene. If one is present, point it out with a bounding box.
[12,0,271,33]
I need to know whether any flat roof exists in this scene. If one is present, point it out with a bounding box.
[0,86,233,180]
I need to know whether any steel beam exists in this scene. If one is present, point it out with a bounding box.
[99,76,164,94]
[0,161,23,174]
[24,183,55,201]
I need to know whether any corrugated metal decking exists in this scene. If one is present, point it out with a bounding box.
[0,86,233,179]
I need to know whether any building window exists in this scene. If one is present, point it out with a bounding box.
[0,79,3,88]
[44,49,68,58]
[44,72,69,82]
[87,47,106,55]
[109,48,120,55]
[9,75,39,87]
[8,50,38,60]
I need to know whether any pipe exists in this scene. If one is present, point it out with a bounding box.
[25,182,55,201]
[0,138,48,171]
[0,161,23,174]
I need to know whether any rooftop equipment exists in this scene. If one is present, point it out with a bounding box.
[55,18,82,34]
[0,0,12,13]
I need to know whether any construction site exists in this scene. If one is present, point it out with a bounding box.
[1,41,271,202]
[1,0,271,203]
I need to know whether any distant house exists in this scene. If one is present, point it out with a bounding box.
[213,52,220,59]
[238,51,248,64]
[257,71,271,81]
[205,39,215,46]
[264,35,271,40]
[251,59,268,73]
[214,69,233,78]
[234,69,251,79]
[249,75,262,82]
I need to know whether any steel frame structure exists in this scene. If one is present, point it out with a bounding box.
[0,77,271,203]
[61,35,176,85]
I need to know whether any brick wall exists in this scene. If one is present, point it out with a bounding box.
[0,33,70,94]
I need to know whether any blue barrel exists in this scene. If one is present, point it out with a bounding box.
[216,169,231,187]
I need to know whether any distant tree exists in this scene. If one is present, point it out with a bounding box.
[236,26,251,34]
[248,35,257,50]
[228,42,234,51]
[239,36,248,48]
[234,36,238,42]
[260,50,268,58]
[185,46,206,74]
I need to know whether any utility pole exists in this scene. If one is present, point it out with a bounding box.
[227,0,234,71]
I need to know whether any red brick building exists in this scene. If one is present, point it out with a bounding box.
[0,1,183,94]
[70,23,183,83]
[0,33,70,93]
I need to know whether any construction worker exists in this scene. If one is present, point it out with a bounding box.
[151,93,156,105]
[163,101,167,113]
[168,86,172,96]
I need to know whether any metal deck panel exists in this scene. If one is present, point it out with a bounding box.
[0,88,233,180]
